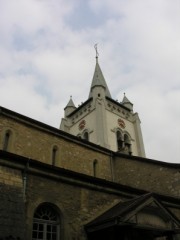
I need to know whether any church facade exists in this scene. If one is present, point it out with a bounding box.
[0,56,179,239]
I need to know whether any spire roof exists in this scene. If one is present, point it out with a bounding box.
[122,93,132,105]
[122,93,133,111]
[89,59,112,98]
[64,96,76,109]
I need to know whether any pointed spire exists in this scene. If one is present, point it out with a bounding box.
[65,96,76,109]
[122,93,131,104]
[64,96,76,117]
[122,93,133,111]
[89,45,111,98]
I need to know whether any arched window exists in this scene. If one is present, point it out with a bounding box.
[116,130,123,151]
[32,203,60,240]
[3,130,12,151]
[93,159,98,177]
[124,134,131,155]
[83,131,89,141]
[52,146,58,166]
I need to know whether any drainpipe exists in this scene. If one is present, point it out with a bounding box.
[22,158,29,201]
[110,151,115,182]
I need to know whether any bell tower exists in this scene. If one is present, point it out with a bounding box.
[60,50,145,157]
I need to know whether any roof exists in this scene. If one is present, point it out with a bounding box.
[122,94,133,105]
[85,193,180,232]
[64,97,76,109]
[89,60,111,99]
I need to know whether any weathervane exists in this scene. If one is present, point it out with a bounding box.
[94,43,99,60]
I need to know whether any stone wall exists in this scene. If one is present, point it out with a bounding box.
[0,151,179,240]
[0,115,112,181]
[114,156,180,197]
[0,154,122,239]
[25,167,180,240]
[25,173,121,240]
[0,166,25,239]
[0,111,179,200]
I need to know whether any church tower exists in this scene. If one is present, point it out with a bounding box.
[60,53,145,157]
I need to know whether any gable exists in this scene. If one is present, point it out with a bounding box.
[128,202,179,230]
[124,197,180,229]
[85,193,180,233]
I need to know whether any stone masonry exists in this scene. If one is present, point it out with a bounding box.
[0,165,25,239]
[0,108,179,199]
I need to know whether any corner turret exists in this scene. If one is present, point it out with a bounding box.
[122,93,133,111]
[64,96,76,117]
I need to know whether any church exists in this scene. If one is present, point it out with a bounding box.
[0,52,179,240]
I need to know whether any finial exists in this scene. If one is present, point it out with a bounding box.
[124,92,125,96]
[70,95,72,99]
[94,43,99,62]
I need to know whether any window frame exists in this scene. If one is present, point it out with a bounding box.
[3,129,12,151]
[52,145,58,166]
[32,203,61,240]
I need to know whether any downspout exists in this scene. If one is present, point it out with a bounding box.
[22,158,29,201]
[110,151,115,182]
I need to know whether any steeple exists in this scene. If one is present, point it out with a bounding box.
[89,45,111,99]
[60,49,145,157]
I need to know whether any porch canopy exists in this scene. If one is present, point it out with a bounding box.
[85,193,180,240]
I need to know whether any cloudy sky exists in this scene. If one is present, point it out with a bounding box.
[0,0,179,163]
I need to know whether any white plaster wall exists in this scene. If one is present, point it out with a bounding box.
[68,109,97,143]
[105,109,139,155]
[66,99,143,156]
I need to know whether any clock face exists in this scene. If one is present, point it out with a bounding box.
[79,120,86,130]
[118,118,125,129]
